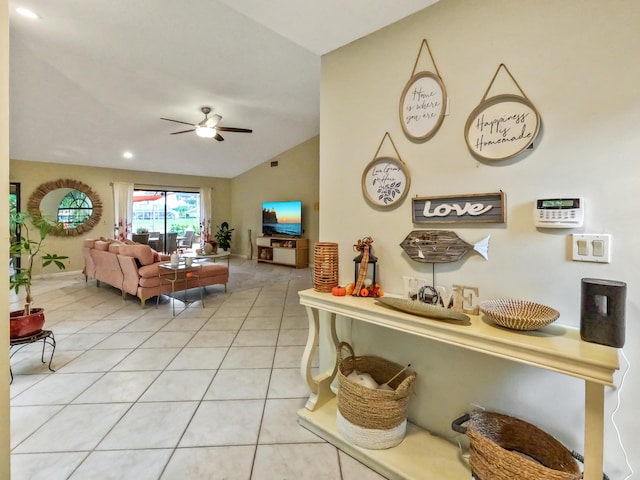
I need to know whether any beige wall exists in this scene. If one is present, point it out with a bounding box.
[231,136,319,258]
[1,0,10,477]
[320,0,639,477]
[10,160,232,273]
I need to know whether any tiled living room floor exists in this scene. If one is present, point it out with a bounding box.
[9,258,385,480]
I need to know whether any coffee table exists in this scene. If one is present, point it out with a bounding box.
[157,263,204,315]
[193,250,230,266]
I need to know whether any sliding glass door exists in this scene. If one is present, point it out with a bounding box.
[10,183,20,271]
[131,190,200,253]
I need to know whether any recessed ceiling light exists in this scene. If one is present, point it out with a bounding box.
[123,151,134,159]
[16,8,40,19]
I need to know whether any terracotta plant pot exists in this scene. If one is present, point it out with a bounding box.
[10,308,45,339]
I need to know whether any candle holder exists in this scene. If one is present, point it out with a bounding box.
[313,242,339,292]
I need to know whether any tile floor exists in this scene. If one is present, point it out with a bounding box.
[9,258,385,480]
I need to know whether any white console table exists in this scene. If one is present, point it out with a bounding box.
[297,289,619,480]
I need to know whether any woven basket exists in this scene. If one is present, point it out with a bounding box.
[337,342,416,449]
[313,242,339,292]
[479,298,560,330]
[466,411,581,480]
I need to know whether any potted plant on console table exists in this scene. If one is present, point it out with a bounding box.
[9,211,68,339]
[215,221,234,252]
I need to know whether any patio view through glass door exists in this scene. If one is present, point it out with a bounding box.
[131,190,200,253]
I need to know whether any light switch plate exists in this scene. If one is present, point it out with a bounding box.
[571,234,611,263]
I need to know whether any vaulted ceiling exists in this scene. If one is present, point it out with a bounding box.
[9,1,438,178]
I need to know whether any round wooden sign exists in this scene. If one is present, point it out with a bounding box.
[399,72,447,143]
[464,94,540,161]
[361,156,410,208]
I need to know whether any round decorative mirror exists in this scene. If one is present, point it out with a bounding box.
[27,179,103,236]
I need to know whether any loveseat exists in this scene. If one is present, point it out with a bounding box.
[83,239,229,307]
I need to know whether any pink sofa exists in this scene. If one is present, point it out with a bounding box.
[83,239,229,307]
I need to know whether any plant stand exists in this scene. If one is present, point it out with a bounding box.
[9,329,56,383]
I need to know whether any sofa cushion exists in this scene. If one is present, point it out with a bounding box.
[84,239,96,248]
[199,263,229,278]
[94,240,112,251]
[138,263,164,279]
[108,241,123,254]
[118,244,156,266]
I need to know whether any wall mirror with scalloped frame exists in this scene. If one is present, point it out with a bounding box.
[27,179,103,236]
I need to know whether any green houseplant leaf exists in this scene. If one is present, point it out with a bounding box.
[9,210,68,314]
[214,221,234,251]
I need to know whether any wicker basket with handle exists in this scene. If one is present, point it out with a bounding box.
[336,342,416,448]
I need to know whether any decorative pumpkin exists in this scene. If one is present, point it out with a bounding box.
[360,288,369,297]
[345,283,355,295]
[331,286,347,296]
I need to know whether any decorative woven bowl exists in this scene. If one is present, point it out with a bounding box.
[479,299,560,331]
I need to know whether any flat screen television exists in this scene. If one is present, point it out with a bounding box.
[262,200,302,237]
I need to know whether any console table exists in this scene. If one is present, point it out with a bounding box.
[298,289,619,480]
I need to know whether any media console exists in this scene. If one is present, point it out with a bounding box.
[297,289,619,480]
[256,236,308,268]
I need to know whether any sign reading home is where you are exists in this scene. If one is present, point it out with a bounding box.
[413,192,505,224]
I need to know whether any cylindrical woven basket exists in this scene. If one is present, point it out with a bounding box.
[313,242,339,292]
[466,411,581,480]
[337,342,416,449]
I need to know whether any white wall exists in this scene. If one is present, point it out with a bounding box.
[320,0,640,477]
[1,1,10,477]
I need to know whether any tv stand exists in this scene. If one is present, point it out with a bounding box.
[256,237,308,268]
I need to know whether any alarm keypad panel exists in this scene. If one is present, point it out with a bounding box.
[534,197,584,228]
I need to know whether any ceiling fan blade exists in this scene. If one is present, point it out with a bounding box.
[170,129,196,135]
[205,114,222,128]
[216,126,252,133]
[160,118,196,127]
[215,133,225,141]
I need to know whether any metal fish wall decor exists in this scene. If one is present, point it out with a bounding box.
[400,230,490,263]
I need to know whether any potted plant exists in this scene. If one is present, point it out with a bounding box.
[132,227,149,244]
[9,211,68,338]
[215,222,234,251]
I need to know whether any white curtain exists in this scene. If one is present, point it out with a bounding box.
[199,186,212,241]
[113,182,133,241]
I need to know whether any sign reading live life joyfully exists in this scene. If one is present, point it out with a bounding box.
[412,192,506,224]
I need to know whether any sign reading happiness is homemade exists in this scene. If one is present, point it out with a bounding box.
[412,192,505,224]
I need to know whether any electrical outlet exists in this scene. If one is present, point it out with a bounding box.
[470,402,485,413]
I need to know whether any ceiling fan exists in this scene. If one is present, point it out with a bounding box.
[160,106,252,141]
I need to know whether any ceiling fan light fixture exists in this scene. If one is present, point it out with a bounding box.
[196,126,216,138]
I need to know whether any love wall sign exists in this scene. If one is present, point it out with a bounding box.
[412,192,506,224]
